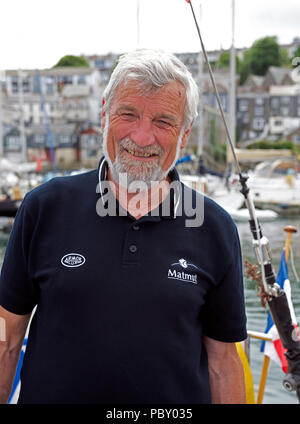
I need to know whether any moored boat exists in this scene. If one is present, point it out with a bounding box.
[247,158,300,216]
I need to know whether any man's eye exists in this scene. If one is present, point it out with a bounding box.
[121,113,135,118]
[156,120,171,128]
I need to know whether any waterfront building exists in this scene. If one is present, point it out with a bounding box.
[4,67,102,127]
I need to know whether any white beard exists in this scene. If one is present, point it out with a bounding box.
[102,114,184,188]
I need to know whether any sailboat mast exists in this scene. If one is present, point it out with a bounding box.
[197,2,204,158]
[18,69,27,162]
[0,72,4,157]
[137,0,140,48]
[229,0,236,147]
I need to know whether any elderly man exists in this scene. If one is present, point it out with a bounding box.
[0,49,247,404]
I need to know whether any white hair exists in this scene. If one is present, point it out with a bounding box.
[102,49,199,130]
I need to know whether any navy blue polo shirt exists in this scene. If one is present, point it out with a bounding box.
[0,157,247,404]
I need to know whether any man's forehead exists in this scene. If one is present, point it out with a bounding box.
[110,79,187,116]
[112,79,186,102]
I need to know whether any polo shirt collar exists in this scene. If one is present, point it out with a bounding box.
[97,156,181,220]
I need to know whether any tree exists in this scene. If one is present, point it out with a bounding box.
[249,36,281,75]
[279,47,291,67]
[53,55,89,68]
[217,51,240,73]
[239,49,253,85]
[239,36,283,84]
[292,45,300,64]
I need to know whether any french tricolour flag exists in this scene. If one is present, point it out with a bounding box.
[261,251,300,373]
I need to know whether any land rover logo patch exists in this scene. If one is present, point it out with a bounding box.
[61,253,86,268]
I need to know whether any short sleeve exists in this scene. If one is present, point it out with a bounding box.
[0,195,39,315]
[202,228,247,342]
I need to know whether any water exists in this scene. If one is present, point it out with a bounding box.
[0,217,300,404]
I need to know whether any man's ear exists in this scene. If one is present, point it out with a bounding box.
[101,98,106,132]
[180,121,193,149]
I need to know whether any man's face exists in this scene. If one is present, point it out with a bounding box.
[101,80,191,185]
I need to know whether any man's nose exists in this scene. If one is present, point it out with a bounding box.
[130,119,156,146]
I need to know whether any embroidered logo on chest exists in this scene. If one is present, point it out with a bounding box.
[168,258,199,284]
[61,253,86,268]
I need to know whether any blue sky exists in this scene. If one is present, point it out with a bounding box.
[1,0,299,70]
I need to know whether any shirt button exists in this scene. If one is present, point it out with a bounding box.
[129,244,137,253]
[132,224,140,231]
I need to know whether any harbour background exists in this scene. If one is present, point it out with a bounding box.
[0,214,299,404]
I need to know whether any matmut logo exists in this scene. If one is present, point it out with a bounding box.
[168,258,198,284]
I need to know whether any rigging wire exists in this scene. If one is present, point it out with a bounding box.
[186,0,272,295]
[290,245,300,283]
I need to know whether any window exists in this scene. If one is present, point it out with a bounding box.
[12,82,18,93]
[253,118,265,130]
[62,76,73,85]
[22,80,30,93]
[78,75,86,84]
[242,113,249,124]
[292,134,300,143]
[297,107,300,117]
[254,106,264,116]
[274,119,283,126]
[60,135,70,144]
[6,136,21,152]
[82,135,99,148]
[239,99,248,112]
[281,96,290,105]
[95,59,105,67]
[35,135,44,144]
[255,98,264,106]
[281,107,290,116]
[271,97,280,108]
[46,84,54,94]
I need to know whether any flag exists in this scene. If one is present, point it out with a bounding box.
[261,251,300,373]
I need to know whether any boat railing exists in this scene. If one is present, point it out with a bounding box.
[246,330,273,404]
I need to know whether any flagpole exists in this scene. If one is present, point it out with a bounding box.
[283,226,297,262]
[256,356,270,404]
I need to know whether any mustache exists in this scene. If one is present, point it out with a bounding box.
[119,138,163,156]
